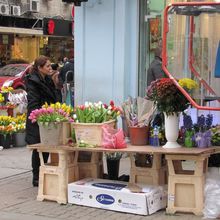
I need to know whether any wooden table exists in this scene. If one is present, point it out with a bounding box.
[28,144,220,215]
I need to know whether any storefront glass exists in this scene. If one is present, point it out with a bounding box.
[138,0,165,97]
[0,33,73,66]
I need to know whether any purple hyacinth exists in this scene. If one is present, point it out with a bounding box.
[205,114,213,128]
[183,114,193,130]
[197,114,205,128]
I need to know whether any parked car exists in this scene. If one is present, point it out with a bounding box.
[0,64,31,90]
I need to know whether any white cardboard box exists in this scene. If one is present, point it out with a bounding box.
[68,178,167,215]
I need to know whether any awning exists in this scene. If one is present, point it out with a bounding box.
[0,26,43,36]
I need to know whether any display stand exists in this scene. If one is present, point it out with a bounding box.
[129,154,167,185]
[28,144,217,215]
[37,147,79,204]
[165,154,209,215]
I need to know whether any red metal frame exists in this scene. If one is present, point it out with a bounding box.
[162,2,220,111]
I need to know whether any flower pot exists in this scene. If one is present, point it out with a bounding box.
[129,126,149,146]
[184,130,194,148]
[107,158,120,180]
[14,132,26,147]
[71,120,116,146]
[195,131,211,148]
[39,122,63,146]
[0,134,12,149]
[163,113,181,148]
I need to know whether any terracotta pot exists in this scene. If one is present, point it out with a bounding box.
[129,126,149,146]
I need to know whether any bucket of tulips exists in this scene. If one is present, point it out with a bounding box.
[12,114,26,147]
[71,101,122,147]
[0,116,14,149]
[29,102,73,146]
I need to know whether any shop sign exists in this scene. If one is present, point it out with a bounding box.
[43,18,72,37]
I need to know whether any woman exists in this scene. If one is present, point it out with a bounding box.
[25,56,61,187]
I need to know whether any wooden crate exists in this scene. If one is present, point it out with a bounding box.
[129,154,167,186]
[37,151,79,204]
[166,154,209,216]
[77,152,103,179]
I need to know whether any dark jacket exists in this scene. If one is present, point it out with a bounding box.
[25,72,61,144]
[147,56,166,87]
[59,59,74,84]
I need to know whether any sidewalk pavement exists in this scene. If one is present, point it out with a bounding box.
[0,147,203,220]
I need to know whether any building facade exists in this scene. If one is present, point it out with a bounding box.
[74,0,165,105]
[0,0,73,64]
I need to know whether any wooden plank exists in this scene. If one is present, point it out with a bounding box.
[27,143,217,155]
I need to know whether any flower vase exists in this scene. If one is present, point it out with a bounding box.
[14,131,26,147]
[107,158,120,180]
[0,134,12,149]
[163,113,181,148]
[38,122,62,146]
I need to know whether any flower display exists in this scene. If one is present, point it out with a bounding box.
[73,101,122,123]
[11,114,26,133]
[0,116,14,135]
[29,102,73,125]
[0,86,14,93]
[182,113,214,148]
[178,78,198,91]
[146,78,193,116]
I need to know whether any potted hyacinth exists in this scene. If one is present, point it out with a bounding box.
[146,78,198,148]
[194,114,213,148]
[29,102,73,146]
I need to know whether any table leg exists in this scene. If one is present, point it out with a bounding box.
[166,154,209,216]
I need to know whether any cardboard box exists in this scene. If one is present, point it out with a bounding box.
[68,178,167,215]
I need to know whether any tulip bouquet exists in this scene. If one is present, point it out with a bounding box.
[29,102,74,126]
[0,116,14,136]
[72,101,122,123]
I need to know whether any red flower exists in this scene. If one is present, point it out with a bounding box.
[110,100,114,106]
